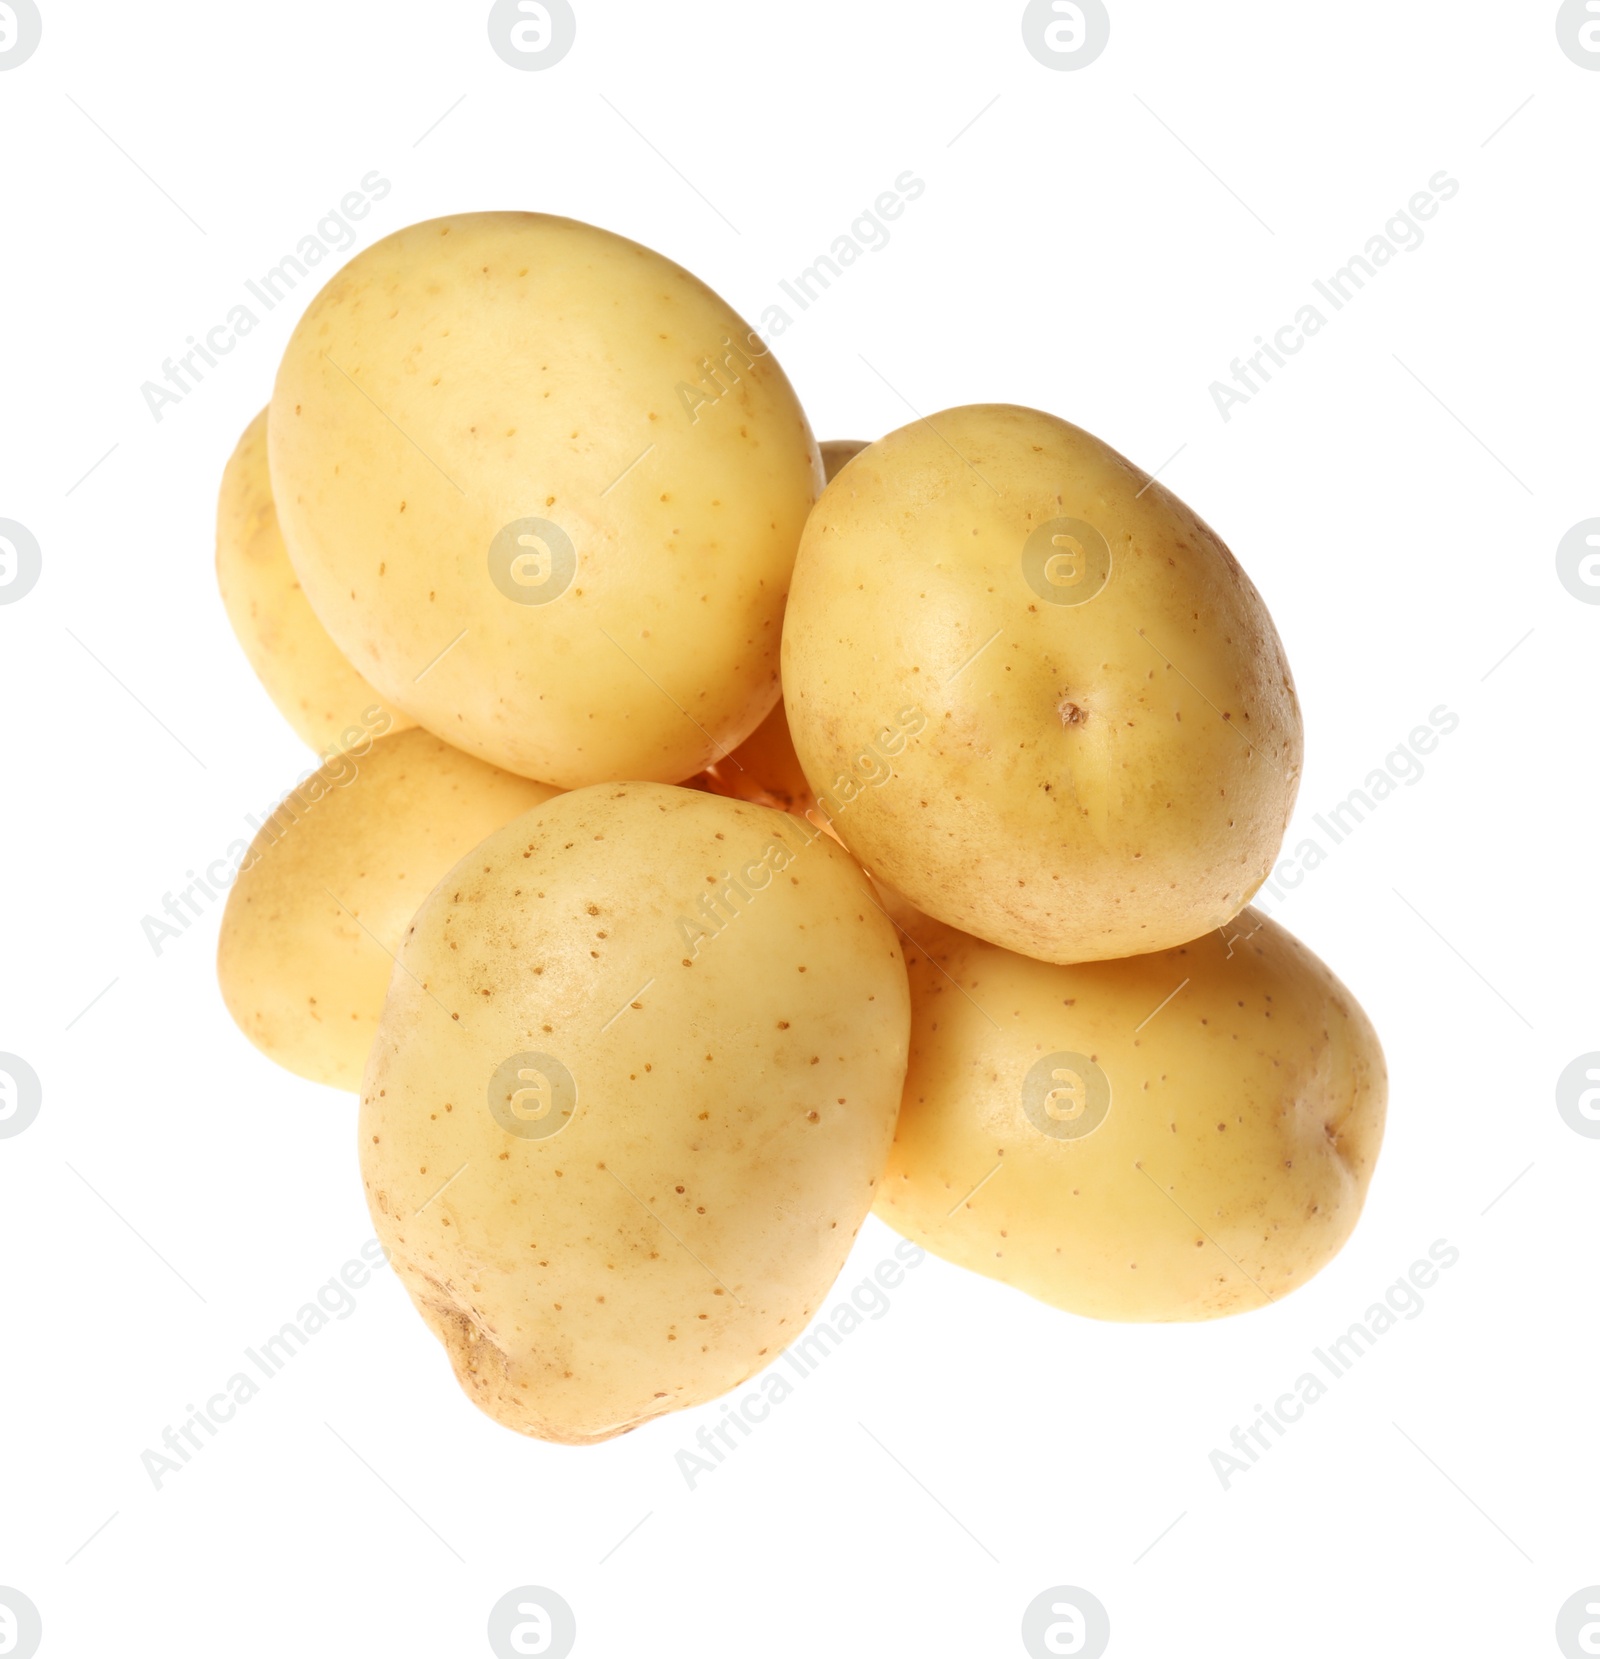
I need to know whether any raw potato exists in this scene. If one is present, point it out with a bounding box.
[687,440,869,818]
[216,408,415,753]
[694,699,818,819]
[359,782,910,1444]
[875,909,1386,1321]
[819,438,869,482]
[870,875,935,941]
[217,728,558,1090]
[270,212,822,788]
[782,404,1303,963]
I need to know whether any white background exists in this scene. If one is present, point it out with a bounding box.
[1,2,1595,1655]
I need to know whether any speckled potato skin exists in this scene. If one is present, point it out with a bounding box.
[270,212,822,788]
[875,909,1385,1321]
[781,404,1303,963]
[215,408,416,752]
[217,728,558,1090]
[358,782,910,1444]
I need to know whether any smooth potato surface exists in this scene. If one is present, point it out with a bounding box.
[216,408,415,752]
[875,909,1385,1321]
[271,212,821,787]
[217,728,558,1090]
[782,404,1303,962]
[358,783,910,1443]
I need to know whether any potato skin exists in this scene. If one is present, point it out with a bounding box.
[358,783,910,1444]
[217,728,558,1090]
[819,438,869,482]
[694,699,818,819]
[215,408,416,753]
[270,212,822,788]
[874,910,1385,1321]
[685,441,869,818]
[782,404,1303,963]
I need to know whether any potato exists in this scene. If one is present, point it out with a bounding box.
[875,909,1385,1321]
[685,438,869,817]
[870,875,936,941]
[270,212,822,788]
[217,728,558,1090]
[782,404,1303,963]
[358,782,910,1443]
[215,408,415,753]
[694,699,818,819]
[819,438,869,482]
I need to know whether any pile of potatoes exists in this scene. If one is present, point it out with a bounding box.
[215,211,1386,1445]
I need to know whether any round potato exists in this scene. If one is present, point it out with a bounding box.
[782,404,1303,963]
[358,783,910,1444]
[216,408,415,753]
[270,212,822,788]
[875,909,1385,1321]
[217,728,558,1090]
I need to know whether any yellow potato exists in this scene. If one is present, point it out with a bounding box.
[819,438,869,482]
[694,699,817,819]
[875,909,1386,1321]
[358,782,910,1444]
[782,404,1303,963]
[270,212,822,788]
[217,728,558,1090]
[870,875,936,942]
[215,408,415,753]
[685,439,869,817]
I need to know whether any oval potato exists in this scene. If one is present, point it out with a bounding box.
[874,909,1385,1320]
[217,727,558,1090]
[215,408,415,753]
[782,404,1303,963]
[270,213,822,787]
[359,782,910,1443]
